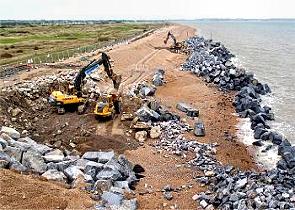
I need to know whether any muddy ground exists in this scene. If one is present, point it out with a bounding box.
[0,24,257,209]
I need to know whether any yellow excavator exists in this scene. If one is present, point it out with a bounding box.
[164,31,186,54]
[48,52,122,118]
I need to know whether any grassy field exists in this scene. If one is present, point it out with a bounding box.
[0,23,160,66]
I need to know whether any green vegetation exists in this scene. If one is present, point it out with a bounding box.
[0,23,160,66]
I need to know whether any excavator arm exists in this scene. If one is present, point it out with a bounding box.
[74,52,121,97]
[164,31,177,46]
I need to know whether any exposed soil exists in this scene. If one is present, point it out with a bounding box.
[0,169,94,209]
[0,24,257,209]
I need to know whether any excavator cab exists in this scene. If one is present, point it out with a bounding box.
[94,93,121,119]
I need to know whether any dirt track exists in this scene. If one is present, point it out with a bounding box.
[0,24,256,209]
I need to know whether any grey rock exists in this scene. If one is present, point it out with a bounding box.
[176,102,199,117]
[200,200,208,208]
[163,191,173,200]
[43,149,64,162]
[56,160,75,172]
[0,138,8,149]
[235,178,247,189]
[0,126,20,139]
[136,106,160,122]
[22,149,47,173]
[75,158,90,170]
[101,191,123,206]
[94,180,112,192]
[4,146,23,162]
[96,165,122,181]
[84,161,104,178]
[0,151,12,168]
[111,198,137,210]
[9,160,27,172]
[46,162,58,170]
[82,151,115,164]
[114,181,130,191]
[194,121,205,137]
[117,155,134,178]
[42,169,66,182]
[64,166,84,182]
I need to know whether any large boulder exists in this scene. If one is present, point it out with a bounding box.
[0,126,20,139]
[0,151,12,168]
[64,166,85,182]
[194,121,206,137]
[176,102,199,117]
[84,161,104,178]
[42,169,66,183]
[82,151,115,164]
[136,106,160,122]
[96,165,122,181]
[4,146,23,162]
[43,149,64,162]
[19,137,52,155]
[152,69,165,86]
[9,160,27,172]
[101,191,123,206]
[94,179,112,192]
[0,138,8,150]
[22,149,47,173]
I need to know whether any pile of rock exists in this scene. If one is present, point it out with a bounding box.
[1,70,101,101]
[0,125,142,209]
[152,118,295,209]
[136,101,180,123]
[192,155,295,209]
[178,36,295,209]
[128,83,156,98]
[182,36,269,92]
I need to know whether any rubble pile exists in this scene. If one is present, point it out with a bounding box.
[1,70,101,102]
[152,117,295,209]
[182,36,268,92]
[0,126,142,210]
[128,68,166,98]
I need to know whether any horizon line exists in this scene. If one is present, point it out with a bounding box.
[1,18,295,21]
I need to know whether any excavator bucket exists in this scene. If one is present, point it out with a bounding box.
[113,74,122,90]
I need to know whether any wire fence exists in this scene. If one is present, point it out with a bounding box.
[0,29,155,78]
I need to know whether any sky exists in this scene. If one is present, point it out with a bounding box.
[0,0,295,20]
